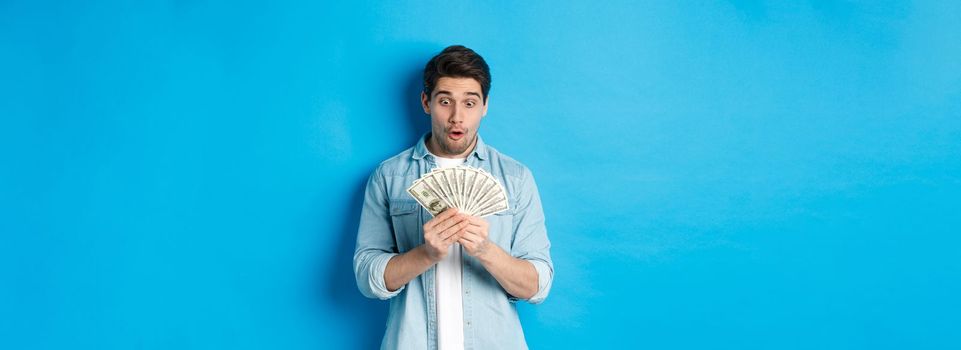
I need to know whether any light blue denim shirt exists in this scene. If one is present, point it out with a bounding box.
[353,133,554,350]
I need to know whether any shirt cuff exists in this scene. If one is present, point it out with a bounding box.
[369,253,404,300]
[526,259,553,304]
[508,258,553,304]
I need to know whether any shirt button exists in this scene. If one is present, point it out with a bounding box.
[466,321,471,327]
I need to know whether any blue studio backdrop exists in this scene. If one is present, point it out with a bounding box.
[2,1,959,349]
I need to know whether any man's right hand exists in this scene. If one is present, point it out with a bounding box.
[422,208,469,262]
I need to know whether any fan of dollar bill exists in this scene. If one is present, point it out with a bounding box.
[406,165,509,217]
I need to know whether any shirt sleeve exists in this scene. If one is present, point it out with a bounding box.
[508,167,554,304]
[353,167,404,300]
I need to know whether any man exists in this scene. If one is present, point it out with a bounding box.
[353,45,554,350]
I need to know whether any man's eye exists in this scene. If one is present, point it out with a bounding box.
[466,101,475,108]
[440,99,451,105]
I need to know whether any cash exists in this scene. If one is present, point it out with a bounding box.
[406,165,509,217]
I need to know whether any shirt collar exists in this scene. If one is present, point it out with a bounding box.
[412,132,489,161]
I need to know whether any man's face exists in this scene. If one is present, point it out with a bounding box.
[421,77,488,158]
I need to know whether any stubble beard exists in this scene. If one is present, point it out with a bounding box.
[436,131,475,157]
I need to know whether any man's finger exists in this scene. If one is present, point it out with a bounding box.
[444,230,463,244]
[429,218,456,235]
[465,222,488,235]
[466,221,485,230]
[431,214,466,235]
[444,230,464,245]
[467,219,488,231]
[459,230,481,243]
[457,235,477,247]
[425,208,459,229]
[440,220,469,240]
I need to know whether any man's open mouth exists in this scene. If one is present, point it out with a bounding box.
[449,130,466,140]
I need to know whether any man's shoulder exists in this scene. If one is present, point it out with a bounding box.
[484,144,533,180]
[371,146,418,178]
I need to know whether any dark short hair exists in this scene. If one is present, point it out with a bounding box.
[423,45,491,103]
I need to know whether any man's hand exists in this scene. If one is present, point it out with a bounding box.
[423,208,469,262]
[384,208,469,292]
[459,215,491,258]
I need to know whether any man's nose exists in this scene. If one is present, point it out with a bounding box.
[448,104,463,123]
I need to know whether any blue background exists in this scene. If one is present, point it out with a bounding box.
[2,1,959,349]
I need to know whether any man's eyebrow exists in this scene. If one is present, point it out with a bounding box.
[432,90,483,98]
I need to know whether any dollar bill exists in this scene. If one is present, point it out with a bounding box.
[406,179,449,216]
[407,165,510,217]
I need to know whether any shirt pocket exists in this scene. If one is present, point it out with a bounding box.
[389,200,421,250]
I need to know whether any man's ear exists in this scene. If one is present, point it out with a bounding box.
[482,97,489,117]
[421,92,430,114]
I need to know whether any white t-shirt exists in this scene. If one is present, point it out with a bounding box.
[432,154,466,350]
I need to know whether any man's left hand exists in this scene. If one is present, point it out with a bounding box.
[459,215,491,258]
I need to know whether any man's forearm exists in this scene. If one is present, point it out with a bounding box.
[476,244,539,300]
[384,245,436,292]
